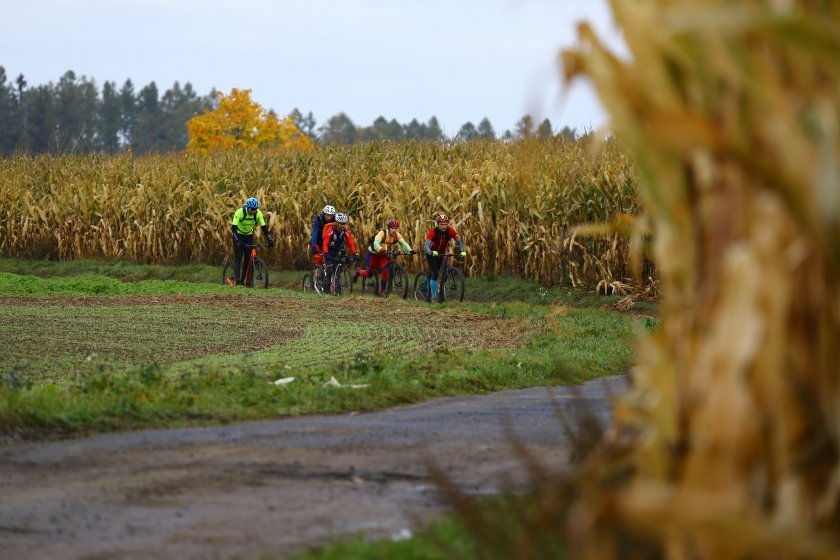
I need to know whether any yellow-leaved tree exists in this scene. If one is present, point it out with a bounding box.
[186,88,314,153]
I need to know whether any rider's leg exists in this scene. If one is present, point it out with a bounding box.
[353,250,373,283]
[426,254,442,301]
[380,262,390,294]
[323,253,335,292]
[232,240,243,284]
[233,235,252,285]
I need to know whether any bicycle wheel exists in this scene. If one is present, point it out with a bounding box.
[251,258,269,289]
[442,267,465,302]
[221,261,236,286]
[389,265,409,299]
[413,272,431,302]
[362,271,380,296]
[302,273,313,292]
[313,266,327,294]
[332,264,345,296]
[340,266,353,294]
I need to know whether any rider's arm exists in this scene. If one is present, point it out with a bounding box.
[424,229,436,255]
[321,224,333,254]
[231,208,243,230]
[372,230,385,252]
[346,230,358,254]
[310,215,322,250]
[396,232,412,254]
[451,228,465,253]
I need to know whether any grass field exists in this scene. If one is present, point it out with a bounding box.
[0,258,652,440]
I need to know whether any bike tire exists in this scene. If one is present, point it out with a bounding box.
[340,266,353,294]
[362,271,380,297]
[221,261,236,286]
[389,265,409,299]
[443,267,465,302]
[252,258,269,289]
[302,273,313,292]
[313,266,327,294]
[333,264,345,296]
[413,271,431,302]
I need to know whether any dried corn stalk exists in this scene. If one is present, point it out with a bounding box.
[563,0,840,557]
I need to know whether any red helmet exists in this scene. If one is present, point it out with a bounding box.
[386,219,400,228]
[434,214,450,224]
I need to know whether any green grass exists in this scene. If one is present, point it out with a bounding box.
[0,258,650,558]
[0,259,650,440]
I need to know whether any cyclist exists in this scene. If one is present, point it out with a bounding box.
[321,212,361,278]
[231,197,274,286]
[355,219,415,295]
[310,204,337,267]
[423,214,467,300]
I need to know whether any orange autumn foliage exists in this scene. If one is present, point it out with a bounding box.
[186,88,314,153]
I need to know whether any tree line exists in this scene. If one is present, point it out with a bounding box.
[0,68,578,156]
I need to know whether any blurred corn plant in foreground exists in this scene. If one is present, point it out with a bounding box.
[0,139,643,290]
[552,0,840,558]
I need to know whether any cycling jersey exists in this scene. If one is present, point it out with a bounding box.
[322,222,358,255]
[232,207,266,236]
[371,230,412,254]
[424,226,463,254]
[310,212,333,252]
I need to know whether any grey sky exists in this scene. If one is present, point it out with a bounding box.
[4,0,621,136]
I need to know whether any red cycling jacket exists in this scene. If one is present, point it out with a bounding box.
[322,222,358,255]
[425,226,460,253]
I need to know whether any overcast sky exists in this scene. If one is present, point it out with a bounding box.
[4,0,622,136]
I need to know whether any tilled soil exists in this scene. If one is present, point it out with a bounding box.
[0,375,627,560]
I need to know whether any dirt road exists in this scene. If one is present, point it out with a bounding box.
[0,375,627,559]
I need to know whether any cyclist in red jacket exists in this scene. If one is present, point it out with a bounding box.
[423,214,467,299]
[321,212,361,274]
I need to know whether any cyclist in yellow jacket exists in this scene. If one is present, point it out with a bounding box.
[231,197,274,286]
[354,219,415,295]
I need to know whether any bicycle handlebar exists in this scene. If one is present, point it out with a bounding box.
[378,250,416,257]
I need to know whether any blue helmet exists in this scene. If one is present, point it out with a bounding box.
[245,197,259,210]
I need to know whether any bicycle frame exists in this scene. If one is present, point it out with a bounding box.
[422,252,466,303]
[225,243,267,287]
[324,252,355,295]
[378,251,413,297]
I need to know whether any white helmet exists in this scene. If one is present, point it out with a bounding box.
[335,212,349,224]
[322,205,336,215]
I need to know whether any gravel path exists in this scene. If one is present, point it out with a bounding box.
[0,375,628,559]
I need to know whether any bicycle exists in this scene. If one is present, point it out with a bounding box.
[366,250,414,299]
[321,251,356,296]
[302,260,328,294]
[221,243,269,289]
[413,253,466,303]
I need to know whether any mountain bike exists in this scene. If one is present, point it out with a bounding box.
[369,250,414,299]
[413,253,466,303]
[360,269,379,297]
[221,243,269,289]
[302,261,328,294]
[323,251,356,296]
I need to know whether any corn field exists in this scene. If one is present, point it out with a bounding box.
[0,138,644,290]
[558,0,840,558]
